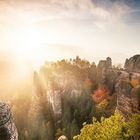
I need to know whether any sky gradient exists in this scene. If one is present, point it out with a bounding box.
[0,0,140,69]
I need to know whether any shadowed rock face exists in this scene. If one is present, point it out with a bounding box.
[116,80,133,119]
[115,72,140,120]
[109,55,140,120]
[0,102,18,140]
[31,55,140,140]
[131,85,140,114]
[96,55,140,120]
[125,55,140,72]
[97,57,116,95]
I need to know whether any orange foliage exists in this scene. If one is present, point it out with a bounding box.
[130,78,140,87]
[92,87,108,103]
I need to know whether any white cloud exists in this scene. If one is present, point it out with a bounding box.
[0,0,140,65]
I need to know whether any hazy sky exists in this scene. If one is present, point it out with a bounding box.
[0,0,140,69]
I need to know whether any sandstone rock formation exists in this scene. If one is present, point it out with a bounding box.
[94,55,140,120]
[116,79,133,119]
[0,102,18,140]
[31,55,140,139]
[131,85,140,114]
[29,72,55,140]
[125,55,140,72]
[97,57,116,95]
[95,55,140,120]
[115,71,140,120]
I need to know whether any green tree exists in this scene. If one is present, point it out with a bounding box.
[74,112,126,140]
[74,113,140,140]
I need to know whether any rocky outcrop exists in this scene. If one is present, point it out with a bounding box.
[0,102,18,140]
[97,57,112,70]
[116,79,133,119]
[31,55,140,139]
[29,72,55,140]
[93,55,140,121]
[97,57,116,95]
[131,85,140,114]
[116,71,140,120]
[125,55,140,72]
[96,55,140,120]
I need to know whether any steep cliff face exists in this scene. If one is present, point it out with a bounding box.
[32,60,96,139]
[131,85,140,114]
[97,57,117,95]
[116,71,140,120]
[116,79,133,119]
[33,56,140,121]
[30,55,140,139]
[29,72,55,140]
[125,55,140,72]
[96,55,140,120]
[0,102,18,140]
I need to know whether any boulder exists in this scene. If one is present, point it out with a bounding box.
[0,102,18,140]
[58,135,68,140]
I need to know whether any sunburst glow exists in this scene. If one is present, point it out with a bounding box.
[9,24,49,72]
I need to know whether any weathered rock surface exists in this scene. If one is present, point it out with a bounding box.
[116,79,133,119]
[125,55,140,72]
[0,102,18,140]
[98,55,140,120]
[131,85,140,114]
[31,55,140,139]
[97,57,117,95]
[96,55,140,120]
[115,71,140,120]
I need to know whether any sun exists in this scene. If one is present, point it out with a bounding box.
[11,25,42,49]
[10,24,49,73]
